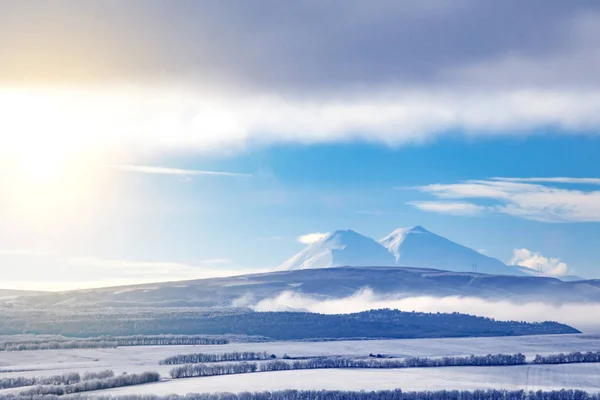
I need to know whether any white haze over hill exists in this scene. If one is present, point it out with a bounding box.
[248,288,600,332]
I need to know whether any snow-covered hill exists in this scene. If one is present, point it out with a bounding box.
[274,230,396,271]
[380,226,524,276]
[276,226,524,276]
[0,288,46,299]
[11,266,600,309]
[507,264,585,281]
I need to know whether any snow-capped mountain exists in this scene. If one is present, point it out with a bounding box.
[380,226,525,276]
[274,229,396,271]
[276,225,525,276]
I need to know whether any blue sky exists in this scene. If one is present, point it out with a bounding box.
[1,1,599,289]
[113,134,600,272]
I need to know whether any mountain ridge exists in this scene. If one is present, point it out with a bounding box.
[278,226,525,276]
[274,229,396,271]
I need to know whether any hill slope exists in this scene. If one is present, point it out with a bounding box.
[275,230,396,271]
[0,288,46,299]
[9,267,600,309]
[380,226,524,276]
[276,226,523,276]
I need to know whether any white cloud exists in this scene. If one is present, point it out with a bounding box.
[408,201,488,216]
[297,232,329,244]
[3,4,600,156]
[412,179,600,222]
[492,177,600,185]
[3,87,600,159]
[510,248,569,277]
[112,164,252,178]
[249,288,599,331]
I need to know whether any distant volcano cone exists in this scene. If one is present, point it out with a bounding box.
[276,226,525,276]
[380,226,524,275]
[274,229,396,271]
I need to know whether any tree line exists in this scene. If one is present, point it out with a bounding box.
[533,351,600,364]
[169,353,527,378]
[113,335,228,346]
[0,373,81,390]
[0,340,117,352]
[168,349,600,380]
[170,362,258,378]
[82,370,115,381]
[160,351,272,365]
[0,335,228,352]
[18,371,160,396]
[2,388,600,400]
[0,370,116,390]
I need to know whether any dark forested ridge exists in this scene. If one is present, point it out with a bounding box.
[0,308,578,339]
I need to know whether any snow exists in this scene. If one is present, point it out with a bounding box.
[379,227,413,259]
[274,230,396,271]
[89,363,600,395]
[1,334,599,380]
[380,226,523,276]
[274,226,523,276]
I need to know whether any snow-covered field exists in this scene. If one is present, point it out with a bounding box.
[1,334,600,395]
[91,363,600,395]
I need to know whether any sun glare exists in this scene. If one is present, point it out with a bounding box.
[0,88,114,223]
[16,147,67,183]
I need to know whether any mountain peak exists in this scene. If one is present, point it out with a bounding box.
[382,225,429,240]
[379,226,524,276]
[274,229,396,271]
[276,225,526,277]
[409,225,428,233]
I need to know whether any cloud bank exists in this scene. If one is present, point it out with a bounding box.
[2,1,600,91]
[410,178,600,222]
[510,248,570,277]
[2,2,600,155]
[2,88,600,158]
[250,288,600,331]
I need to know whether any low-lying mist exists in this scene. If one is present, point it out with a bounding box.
[244,288,600,332]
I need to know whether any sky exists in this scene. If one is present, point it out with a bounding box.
[0,1,599,290]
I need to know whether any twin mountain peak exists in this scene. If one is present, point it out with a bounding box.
[275,226,524,276]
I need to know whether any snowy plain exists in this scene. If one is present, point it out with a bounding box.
[2,334,600,395]
[90,363,600,395]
